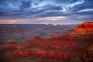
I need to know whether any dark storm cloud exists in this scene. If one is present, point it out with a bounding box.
[0,0,93,18]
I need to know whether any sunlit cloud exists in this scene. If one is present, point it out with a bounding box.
[0,16,86,25]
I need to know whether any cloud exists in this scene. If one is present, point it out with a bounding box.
[0,15,91,25]
[0,0,93,24]
[78,9,93,12]
[0,0,93,17]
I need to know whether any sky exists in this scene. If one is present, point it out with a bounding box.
[0,0,93,24]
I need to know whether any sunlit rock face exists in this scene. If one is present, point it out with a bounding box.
[68,22,93,36]
[13,23,93,60]
[2,40,18,50]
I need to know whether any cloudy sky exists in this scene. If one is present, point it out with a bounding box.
[0,0,93,24]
